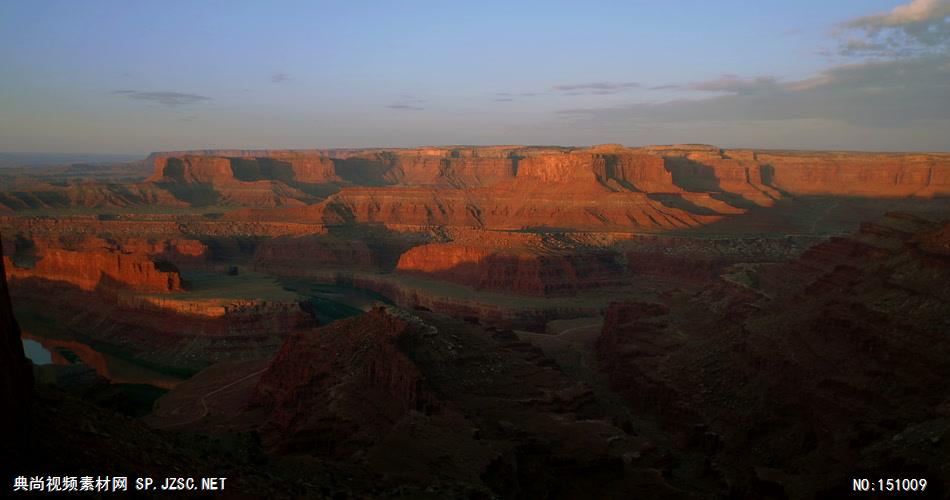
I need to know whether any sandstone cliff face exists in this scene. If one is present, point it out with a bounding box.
[150,156,233,184]
[146,153,338,207]
[396,243,628,296]
[5,145,947,213]
[221,146,949,231]
[149,153,339,184]
[3,236,184,293]
[665,154,780,206]
[251,307,435,456]
[517,153,602,183]
[747,151,950,197]
[0,233,33,460]
[395,230,815,298]
[384,156,516,187]
[596,153,678,192]
[149,146,948,199]
[266,153,338,183]
[290,187,717,232]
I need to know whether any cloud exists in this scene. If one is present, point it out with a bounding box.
[845,0,950,28]
[387,96,426,110]
[386,103,424,111]
[835,0,950,56]
[557,55,950,129]
[551,81,640,95]
[270,72,290,83]
[682,75,780,94]
[112,90,211,108]
[491,92,539,102]
[646,75,779,95]
[542,1,948,150]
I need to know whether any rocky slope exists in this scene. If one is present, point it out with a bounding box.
[149,306,705,497]
[0,181,186,212]
[251,307,437,457]
[8,273,313,374]
[597,212,950,497]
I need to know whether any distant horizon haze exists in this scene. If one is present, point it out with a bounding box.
[4,140,950,162]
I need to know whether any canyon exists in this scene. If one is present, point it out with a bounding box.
[2,144,948,497]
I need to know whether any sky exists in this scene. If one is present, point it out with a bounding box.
[1,0,948,154]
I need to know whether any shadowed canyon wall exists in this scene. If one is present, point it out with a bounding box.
[0,233,33,461]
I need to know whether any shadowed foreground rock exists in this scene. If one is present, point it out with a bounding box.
[598,213,950,497]
[0,232,33,466]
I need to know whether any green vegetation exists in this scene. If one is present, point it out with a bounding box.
[278,279,393,323]
[165,270,302,302]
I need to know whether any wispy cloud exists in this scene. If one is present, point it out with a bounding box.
[386,96,426,111]
[646,76,779,95]
[845,0,950,28]
[386,104,422,110]
[551,81,640,95]
[835,0,950,56]
[112,90,211,108]
[491,92,539,103]
[558,55,950,129]
[270,72,290,83]
[684,75,780,94]
[555,0,950,141]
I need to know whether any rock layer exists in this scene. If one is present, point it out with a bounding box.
[396,242,628,296]
[4,145,947,213]
[3,236,184,293]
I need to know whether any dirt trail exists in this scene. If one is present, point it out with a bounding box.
[155,368,266,429]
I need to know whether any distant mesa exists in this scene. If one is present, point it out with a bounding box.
[2,145,947,221]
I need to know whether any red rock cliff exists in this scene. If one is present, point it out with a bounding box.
[396,242,628,296]
[4,236,183,293]
[149,153,338,184]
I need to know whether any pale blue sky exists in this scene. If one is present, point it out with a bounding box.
[1,0,947,153]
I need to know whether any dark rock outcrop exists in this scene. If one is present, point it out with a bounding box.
[0,232,33,462]
[251,307,437,457]
[597,213,950,497]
